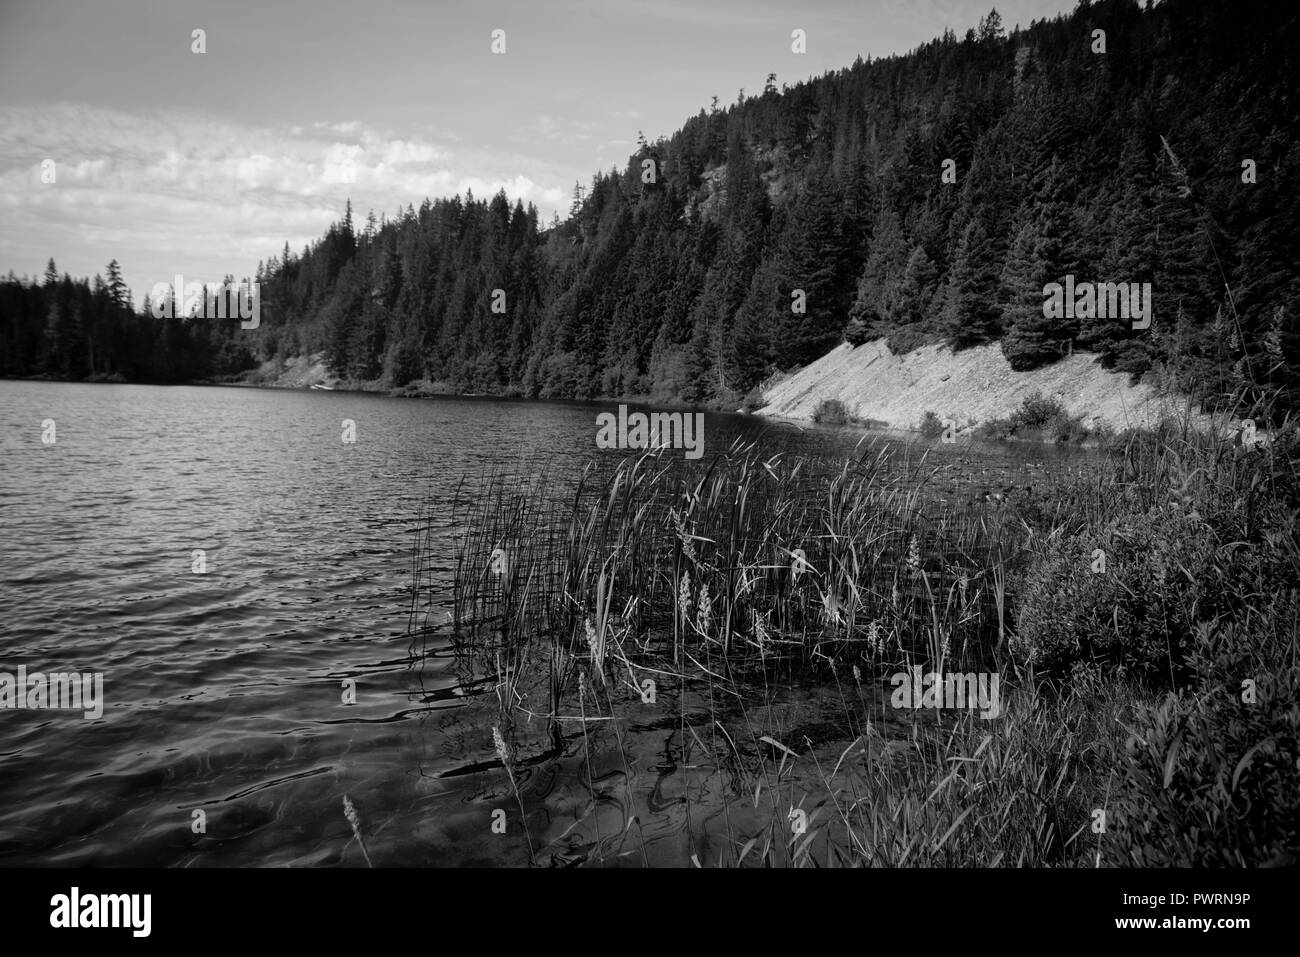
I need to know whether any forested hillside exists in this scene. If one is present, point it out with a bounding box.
[4,0,1297,417]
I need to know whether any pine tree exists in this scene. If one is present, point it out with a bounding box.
[1083,180,1155,371]
[847,202,908,340]
[999,209,1058,370]
[978,8,1005,42]
[770,168,849,367]
[889,246,939,351]
[942,217,1002,347]
[105,260,128,308]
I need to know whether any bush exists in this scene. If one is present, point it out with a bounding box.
[1017,416,1300,865]
[975,416,1014,440]
[741,385,767,413]
[1105,612,1300,866]
[1011,392,1066,431]
[883,327,930,355]
[975,392,1093,443]
[844,316,872,346]
[1011,504,1228,685]
[812,398,856,425]
[1042,410,1089,443]
[919,410,945,437]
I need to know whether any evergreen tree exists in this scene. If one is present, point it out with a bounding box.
[847,202,908,340]
[942,217,1002,347]
[999,209,1058,370]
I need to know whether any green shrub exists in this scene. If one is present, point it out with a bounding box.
[1012,392,1066,431]
[1105,612,1300,866]
[919,410,944,437]
[812,399,855,425]
[1018,416,1300,865]
[883,327,930,355]
[740,385,767,413]
[975,416,1014,440]
[1011,504,1225,685]
[1042,410,1086,443]
[975,393,1093,443]
[844,316,872,346]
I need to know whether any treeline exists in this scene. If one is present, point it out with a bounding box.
[5,0,1298,416]
[0,260,253,382]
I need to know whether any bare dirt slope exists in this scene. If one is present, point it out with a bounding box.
[243,353,334,389]
[757,339,1194,433]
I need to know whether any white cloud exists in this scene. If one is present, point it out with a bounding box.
[0,103,570,302]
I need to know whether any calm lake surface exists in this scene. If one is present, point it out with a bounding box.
[0,380,1085,866]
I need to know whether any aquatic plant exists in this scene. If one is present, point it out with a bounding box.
[417,365,1298,867]
[342,795,374,868]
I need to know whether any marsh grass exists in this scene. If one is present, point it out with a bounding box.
[413,375,1298,866]
[444,439,1022,681]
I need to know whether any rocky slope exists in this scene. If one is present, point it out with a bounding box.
[757,339,1198,434]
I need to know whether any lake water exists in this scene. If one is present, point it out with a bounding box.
[0,380,1081,866]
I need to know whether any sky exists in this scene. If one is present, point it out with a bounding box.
[0,0,1078,305]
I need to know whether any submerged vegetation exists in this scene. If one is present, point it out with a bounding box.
[412,358,1299,866]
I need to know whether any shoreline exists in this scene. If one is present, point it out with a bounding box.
[4,337,1243,449]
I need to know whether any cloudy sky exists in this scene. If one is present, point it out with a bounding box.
[0,0,1074,304]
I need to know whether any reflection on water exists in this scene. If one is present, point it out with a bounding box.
[0,380,1086,865]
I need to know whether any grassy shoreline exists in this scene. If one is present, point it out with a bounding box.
[426,381,1298,866]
